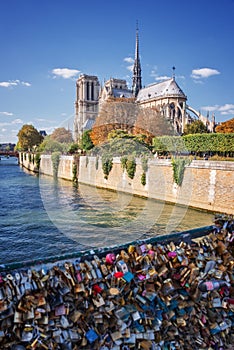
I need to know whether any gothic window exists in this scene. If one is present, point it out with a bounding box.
[87,82,89,100]
[91,82,94,101]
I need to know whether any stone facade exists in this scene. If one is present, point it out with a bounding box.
[74,74,100,141]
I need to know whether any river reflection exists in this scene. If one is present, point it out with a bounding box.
[0,158,214,264]
[39,175,214,248]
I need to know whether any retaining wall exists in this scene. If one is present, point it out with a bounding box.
[19,153,234,214]
[78,157,234,215]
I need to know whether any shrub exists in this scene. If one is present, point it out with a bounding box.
[102,156,113,179]
[141,156,148,172]
[141,172,146,186]
[171,158,190,186]
[51,151,61,178]
[72,164,78,183]
[35,153,41,169]
[126,157,136,179]
[95,156,99,170]
[121,156,128,170]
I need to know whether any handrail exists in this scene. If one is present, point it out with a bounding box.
[0,225,214,272]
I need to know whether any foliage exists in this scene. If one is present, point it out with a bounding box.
[95,156,99,170]
[17,124,43,151]
[183,120,208,135]
[120,155,128,170]
[90,99,137,145]
[81,130,94,151]
[90,100,175,146]
[50,127,73,143]
[90,135,152,159]
[102,156,113,179]
[72,164,78,183]
[51,151,61,177]
[35,153,41,169]
[152,133,234,156]
[215,118,234,133]
[171,158,190,186]
[126,157,136,179]
[152,136,187,153]
[38,136,69,153]
[68,143,79,154]
[141,156,148,172]
[141,172,146,186]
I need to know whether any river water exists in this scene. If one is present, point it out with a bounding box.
[0,157,213,265]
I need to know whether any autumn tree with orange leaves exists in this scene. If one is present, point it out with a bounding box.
[90,98,174,146]
[215,118,234,133]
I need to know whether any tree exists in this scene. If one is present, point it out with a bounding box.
[80,130,94,151]
[215,118,234,133]
[17,124,43,151]
[183,120,207,135]
[50,127,73,143]
[38,136,68,153]
[90,98,137,145]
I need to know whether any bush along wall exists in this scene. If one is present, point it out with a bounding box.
[72,164,78,183]
[51,151,61,178]
[35,153,41,170]
[126,157,136,179]
[171,158,191,186]
[153,133,234,156]
[102,156,113,180]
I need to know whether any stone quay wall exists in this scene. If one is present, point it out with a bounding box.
[78,157,234,215]
[19,153,234,214]
[19,153,74,180]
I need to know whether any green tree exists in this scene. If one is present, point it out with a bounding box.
[81,130,94,151]
[50,127,73,143]
[38,136,67,153]
[17,124,43,151]
[183,120,207,135]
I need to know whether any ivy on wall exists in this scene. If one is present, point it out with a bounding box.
[72,164,78,183]
[171,158,190,186]
[35,153,41,169]
[126,158,136,179]
[102,156,113,179]
[141,172,146,186]
[120,156,128,170]
[51,151,61,178]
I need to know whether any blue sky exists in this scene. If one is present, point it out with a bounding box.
[0,0,234,143]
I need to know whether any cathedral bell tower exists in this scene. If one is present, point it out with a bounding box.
[132,23,142,97]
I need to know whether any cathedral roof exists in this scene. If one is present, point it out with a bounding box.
[111,88,133,99]
[136,78,186,102]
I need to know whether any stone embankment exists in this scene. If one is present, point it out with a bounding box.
[0,215,233,349]
[19,153,234,215]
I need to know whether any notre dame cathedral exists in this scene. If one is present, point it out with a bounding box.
[73,27,215,141]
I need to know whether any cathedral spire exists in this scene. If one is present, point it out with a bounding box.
[132,21,142,97]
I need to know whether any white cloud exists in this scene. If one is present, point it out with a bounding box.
[0,81,18,88]
[12,118,23,124]
[123,57,134,72]
[126,64,134,72]
[201,104,234,115]
[52,68,80,79]
[0,80,31,88]
[191,68,220,79]
[124,57,134,64]
[0,111,13,116]
[21,81,31,87]
[155,75,171,81]
[1,128,7,132]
